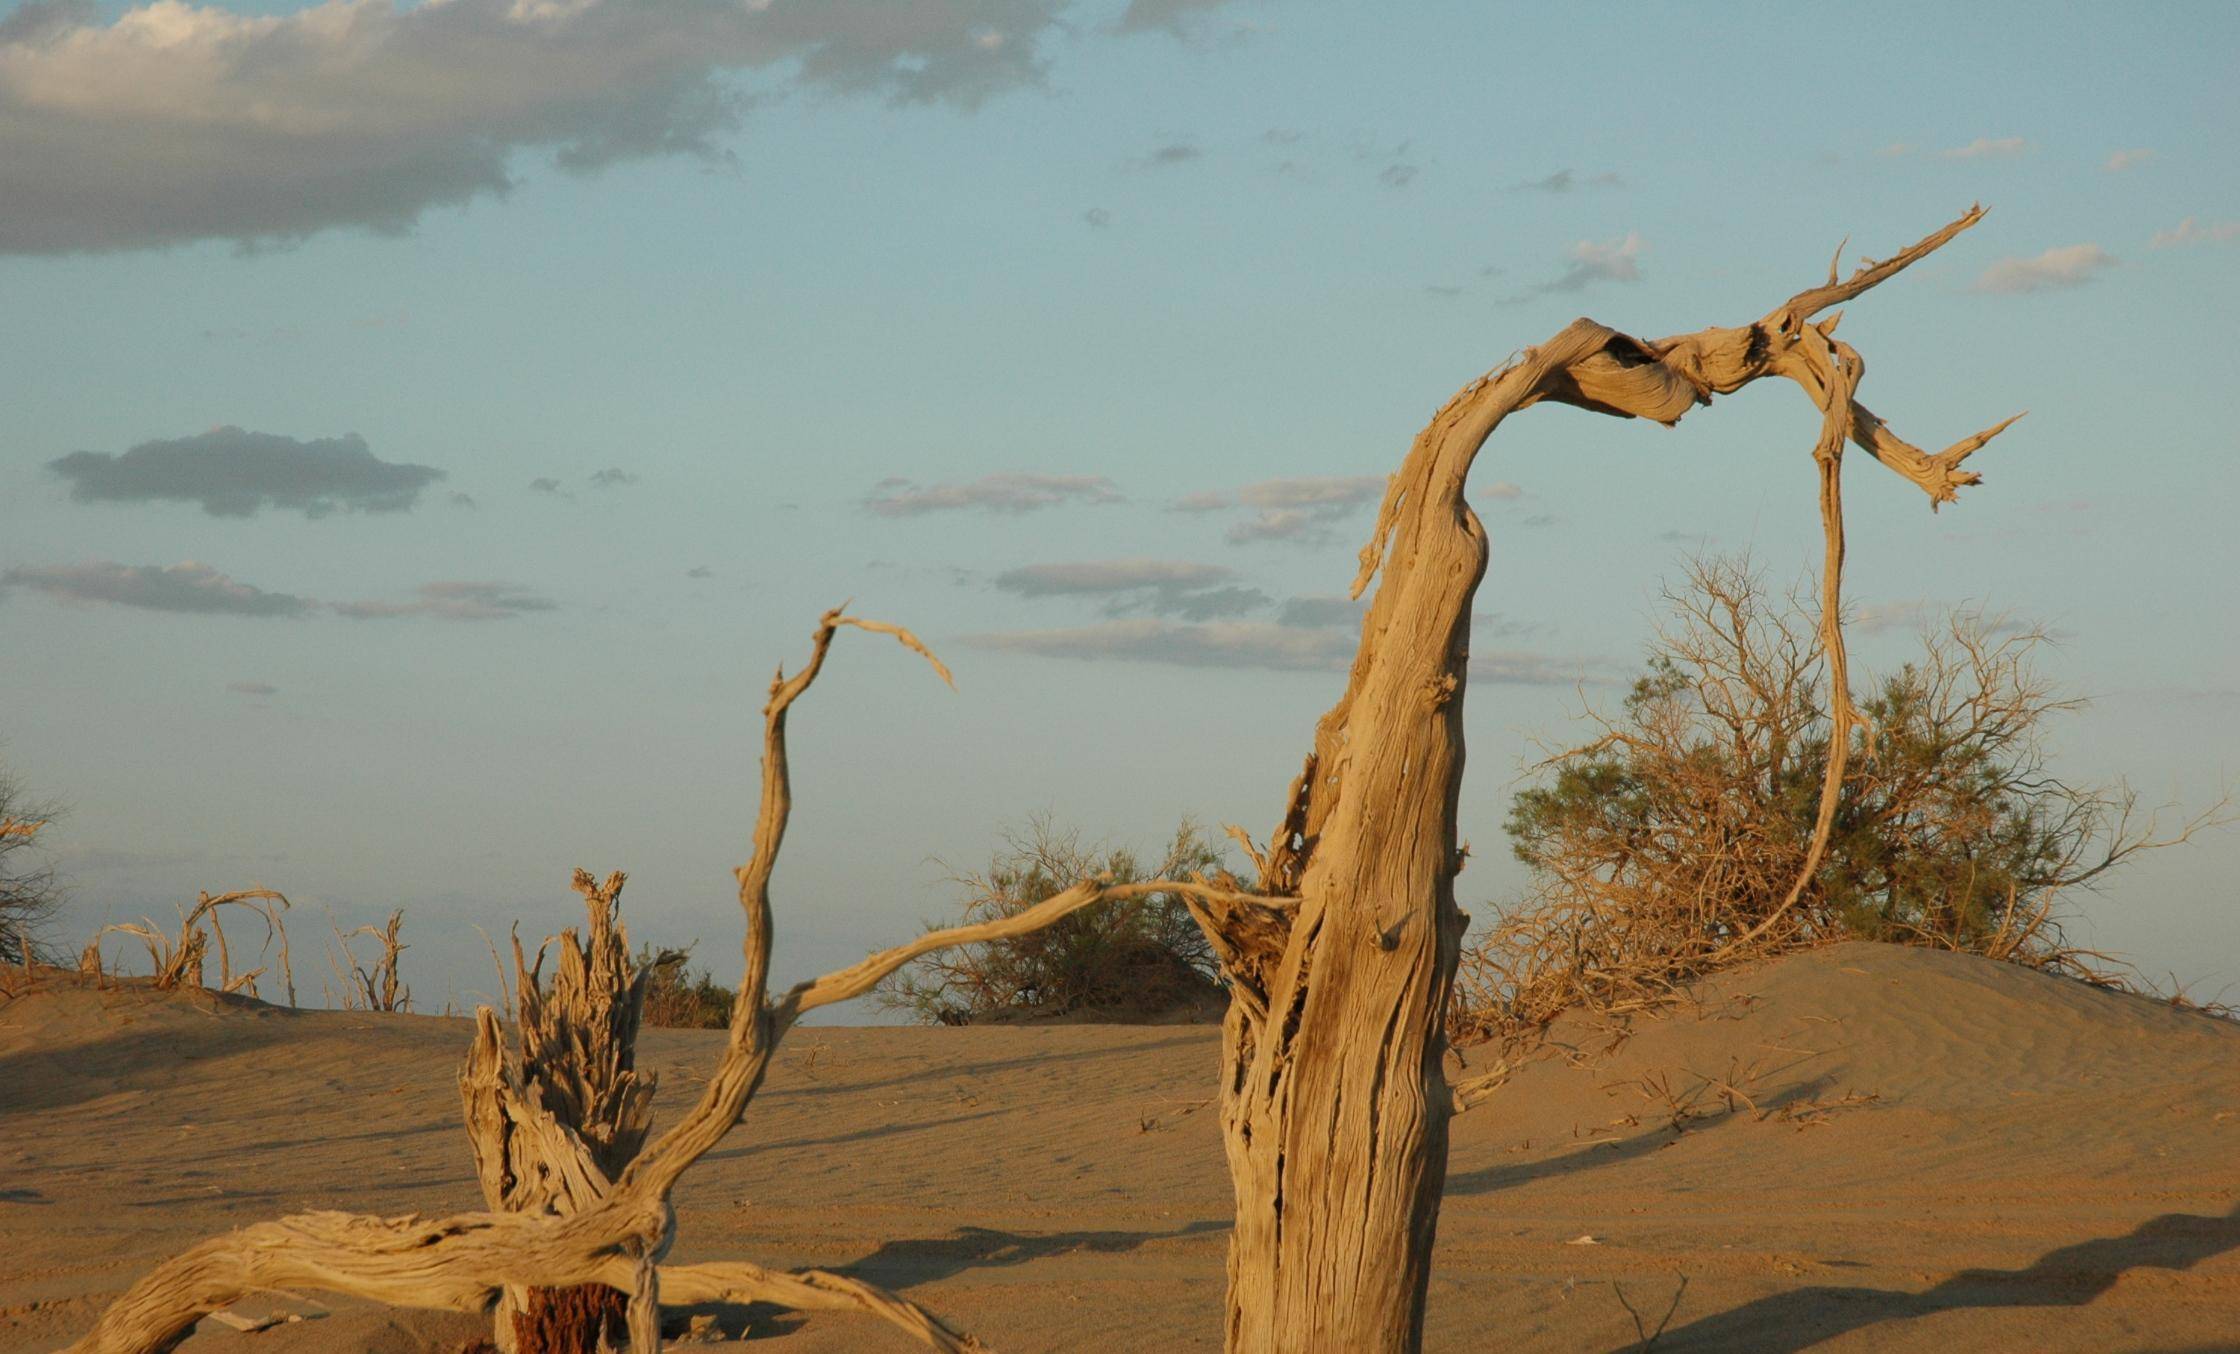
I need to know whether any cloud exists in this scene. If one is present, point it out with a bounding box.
[686,565,714,579]
[1849,600,1934,635]
[334,580,555,621]
[1511,168,1623,193]
[1873,142,1914,158]
[966,616,1586,682]
[46,426,443,517]
[993,558,1266,620]
[864,472,1122,516]
[1379,162,1418,189]
[1138,142,1202,168]
[968,618,1357,672]
[1112,0,1233,35]
[227,680,278,697]
[1942,136,2028,160]
[1081,206,1112,229]
[1276,595,1364,629]
[2103,148,2155,172]
[0,560,316,616]
[449,491,479,509]
[527,477,572,499]
[2150,216,2240,249]
[588,467,639,488]
[1969,243,2116,294]
[0,0,1084,255]
[1173,474,1387,547]
[1502,232,1643,304]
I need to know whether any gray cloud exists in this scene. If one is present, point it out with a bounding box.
[0,560,315,617]
[1511,168,1624,193]
[47,427,443,518]
[334,581,556,621]
[1113,0,1233,35]
[449,492,479,509]
[0,0,1074,255]
[994,559,1268,620]
[1174,474,1388,547]
[227,680,278,697]
[969,618,1356,672]
[1502,232,1643,304]
[1139,142,1203,167]
[1082,206,1112,229]
[2103,148,2155,173]
[686,565,714,579]
[1970,244,2116,294]
[865,472,1122,516]
[527,477,571,498]
[1276,595,1365,629]
[967,616,1586,682]
[588,467,640,488]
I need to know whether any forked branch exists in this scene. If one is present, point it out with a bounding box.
[70,609,1229,1354]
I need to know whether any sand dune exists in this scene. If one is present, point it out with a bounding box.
[5,941,2237,1352]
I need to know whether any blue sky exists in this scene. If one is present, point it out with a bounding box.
[2,0,2235,1012]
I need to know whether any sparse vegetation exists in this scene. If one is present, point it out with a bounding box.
[85,888,294,1002]
[1452,555,2224,1049]
[329,908,410,1012]
[0,762,62,966]
[881,817,1232,1025]
[637,945,735,1030]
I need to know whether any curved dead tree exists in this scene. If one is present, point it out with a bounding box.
[69,612,1261,1354]
[1197,207,2019,1352]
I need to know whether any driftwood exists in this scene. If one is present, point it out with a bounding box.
[460,869,667,1349]
[86,889,292,1001]
[70,612,1268,1354]
[1196,207,2016,1351]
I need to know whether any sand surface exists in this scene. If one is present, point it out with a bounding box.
[5,941,2239,1352]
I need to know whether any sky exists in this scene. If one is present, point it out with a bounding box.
[2,0,2236,1016]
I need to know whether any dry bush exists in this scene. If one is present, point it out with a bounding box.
[881,817,1233,1025]
[1453,556,2224,1049]
[329,908,411,1012]
[636,947,735,1030]
[85,888,295,1002]
[0,762,62,966]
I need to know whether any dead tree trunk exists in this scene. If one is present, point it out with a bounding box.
[1199,207,2019,1352]
[71,611,1262,1354]
[460,870,663,1351]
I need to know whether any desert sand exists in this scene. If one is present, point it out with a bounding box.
[4,940,2237,1353]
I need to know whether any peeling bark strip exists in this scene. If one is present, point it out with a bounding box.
[72,611,1265,1354]
[1208,207,2017,1352]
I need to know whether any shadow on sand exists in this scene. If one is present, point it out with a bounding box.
[667,1218,1230,1342]
[1638,1202,2240,1353]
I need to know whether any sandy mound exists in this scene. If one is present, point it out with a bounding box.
[5,941,2237,1352]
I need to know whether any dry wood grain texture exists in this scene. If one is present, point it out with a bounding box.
[1204,207,2017,1352]
[69,611,1240,1354]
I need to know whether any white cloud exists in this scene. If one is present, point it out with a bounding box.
[1503,232,1643,304]
[0,0,1081,254]
[2103,148,2155,172]
[865,472,1123,516]
[0,560,316,616]
[1942,136,2028,160]
[1969,244,2116,294]
[334,580,555,621]
[2150,216,2240,249]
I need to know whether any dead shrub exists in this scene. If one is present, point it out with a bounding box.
[1453,555,2224,1049]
